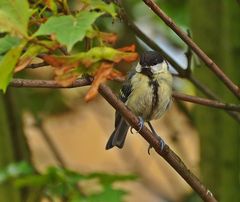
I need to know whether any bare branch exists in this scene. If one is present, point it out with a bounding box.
[27,62,48,69]
[10,78,92,88]
[142,0,240,99]
[9,78,240,114]
[173,92,240,112]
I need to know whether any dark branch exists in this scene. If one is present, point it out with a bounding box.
[142,0,240,99]
[9,78,240,113]
[27,62,48,69]
[10,78,92,88]
[98,84,218,202]
[173,92,240,112]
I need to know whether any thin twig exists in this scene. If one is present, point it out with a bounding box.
[173,92,240,112]
[185,29,193,76]
[9,78,240,113]
[142,0,240,99]
[27,62,48,69]
[10,78,92,88]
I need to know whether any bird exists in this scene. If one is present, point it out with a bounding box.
[105,51,173,151]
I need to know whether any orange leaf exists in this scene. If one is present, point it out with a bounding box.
[100,32,118,44]
[118,44,136,52]
[84,63,113,102]
[55,68,80,87]
[55,75,78,87]
[122,52,138,63]
[42,55,79,72]
[14,58,33,73]
[107,69,125,82]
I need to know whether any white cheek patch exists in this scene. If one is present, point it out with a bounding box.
[151,61,168,73]
[135,63,142,72]
[162,61,168,70]
[151,64,162,73]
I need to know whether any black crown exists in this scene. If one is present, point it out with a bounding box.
[139,51,164,66]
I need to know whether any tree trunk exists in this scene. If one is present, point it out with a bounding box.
[0,90,30,202]
[189,0,240,201]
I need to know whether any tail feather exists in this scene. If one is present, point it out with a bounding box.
[105,117,129,150]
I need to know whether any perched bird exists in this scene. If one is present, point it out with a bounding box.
[106,51,173,151]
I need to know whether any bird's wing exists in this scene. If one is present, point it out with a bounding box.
[105,71,135,150]
[114,70,135,127]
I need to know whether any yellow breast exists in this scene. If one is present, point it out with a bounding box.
[126,72,172,121]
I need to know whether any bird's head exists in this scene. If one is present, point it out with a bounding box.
[136,51,169,77]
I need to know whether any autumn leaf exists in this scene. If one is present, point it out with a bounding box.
[55,68,80,87]
[84,63,113,102]
[40,45,137,90]
[43,0,58,15]
[99,32,118,44]
[14,58,32,72]
[15,44,48,72]
[117,44,136,52]
[107,69,125,82]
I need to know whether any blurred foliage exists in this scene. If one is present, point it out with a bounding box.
[18,88,70,116]
[0,161,137,202]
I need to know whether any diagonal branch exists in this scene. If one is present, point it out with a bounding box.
[142,0,240,99]
[9,78,218,201]
[99,84,218,202]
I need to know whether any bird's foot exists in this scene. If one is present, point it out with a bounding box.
[148,133,165,155]
[130,117,144,134]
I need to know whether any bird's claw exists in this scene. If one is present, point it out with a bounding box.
[130,117,144,134]
[148,136,165,155]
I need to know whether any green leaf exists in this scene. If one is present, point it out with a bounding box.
[83,0,117,18]
[34,11,102,51]
[87,172,137,186]
[43,46,138,69]
[0,35,20,55]
[88,187,127,202]
[15,175,48,188]
[0,170,8,183]
[7,161,34,177]
[0,40,26,92]
[0,0,32,37]
[0,161,34,183]
[45,0,58,15]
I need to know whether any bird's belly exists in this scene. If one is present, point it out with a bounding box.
[126,75,172,121]
[127,86,153,120]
